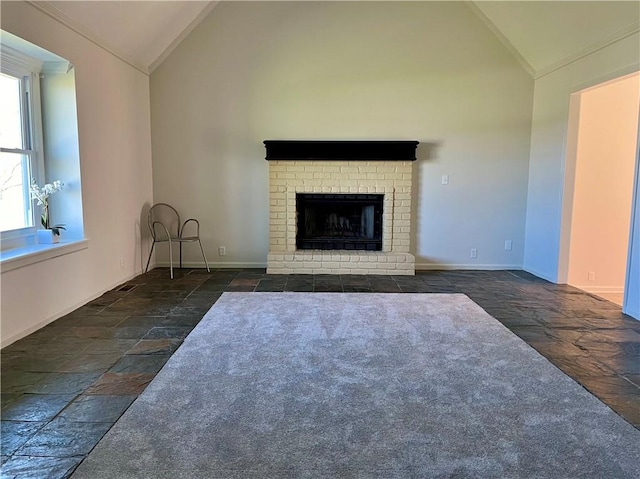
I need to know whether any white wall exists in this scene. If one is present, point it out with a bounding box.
[567,73,639,294]
[524,33,640,283]
[150,2,534,270]
[0,2,153,346]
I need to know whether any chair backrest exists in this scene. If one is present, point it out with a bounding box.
[148,203,181,240]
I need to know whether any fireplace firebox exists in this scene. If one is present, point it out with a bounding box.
[296,193,383,251]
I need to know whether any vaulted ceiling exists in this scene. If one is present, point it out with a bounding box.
[30,1,219,73]
[27,1,640,77]
[471,1,640,78]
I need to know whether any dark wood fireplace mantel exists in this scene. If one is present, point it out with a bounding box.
[264,140,419,161]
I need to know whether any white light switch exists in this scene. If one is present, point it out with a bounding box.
[441,175,449,185]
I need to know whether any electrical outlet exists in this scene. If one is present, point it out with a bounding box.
[441,175,449,185]
[470,248,477,259]
[588,271,595,281]
[504,240,512,251]
[120,257,125,269]
[218,246,226,256]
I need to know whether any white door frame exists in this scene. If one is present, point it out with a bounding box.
[557,71,640,309]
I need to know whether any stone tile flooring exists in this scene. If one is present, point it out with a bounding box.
[1,268,639,478]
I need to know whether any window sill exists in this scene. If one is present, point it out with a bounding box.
[1,238,89,273]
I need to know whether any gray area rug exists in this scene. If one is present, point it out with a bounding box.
[73,293,640,478]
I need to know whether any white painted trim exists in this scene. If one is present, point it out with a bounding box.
[149,1,220,74]
[158,261,527,272]
[465,1,535,78]
[0,269,141,348]
[572,285,625,295]
[155,261,267,269]
[0,239,89,273]
[0,43,44,73]
[415,263,522,271]
[0,40,72,74]
[535,22,640,80]
[42,61,73,74]
[26,1,149,75]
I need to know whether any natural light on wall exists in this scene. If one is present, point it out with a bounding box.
[0,30,83,255]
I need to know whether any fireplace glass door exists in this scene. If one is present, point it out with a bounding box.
[296,193,383,250]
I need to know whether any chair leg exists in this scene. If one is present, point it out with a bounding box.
[198,239,210,272]
[168,239,174,280]
[145,241,155,273]
[180,243,183,269]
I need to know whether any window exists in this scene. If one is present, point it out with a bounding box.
[0,30,83,257]
[0,66,43,235]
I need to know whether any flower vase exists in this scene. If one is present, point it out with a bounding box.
[37,229,60,244]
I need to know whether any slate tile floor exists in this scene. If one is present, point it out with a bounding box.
[2,268,639,478]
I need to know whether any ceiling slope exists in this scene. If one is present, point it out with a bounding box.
[28,0,218,74]
[471,1,640,78]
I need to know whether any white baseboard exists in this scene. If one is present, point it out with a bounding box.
[1,270,142,349]
[415,263,523,271]
[155,261,267,269]
[158,261,526,272]
[571,285,625,295]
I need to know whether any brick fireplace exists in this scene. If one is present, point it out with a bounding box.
[266,140,417,275]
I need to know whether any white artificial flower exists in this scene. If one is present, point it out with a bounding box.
[29,178,65,230]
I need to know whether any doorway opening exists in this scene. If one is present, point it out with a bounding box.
[559,71,640,307]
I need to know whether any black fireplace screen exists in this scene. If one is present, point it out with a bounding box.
[296,193,383,250]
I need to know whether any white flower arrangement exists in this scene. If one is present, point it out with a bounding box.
[30,178,66,235]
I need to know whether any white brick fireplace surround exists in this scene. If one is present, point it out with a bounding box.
[266,140,417,275]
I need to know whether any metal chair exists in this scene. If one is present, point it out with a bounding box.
[145,203,210,279]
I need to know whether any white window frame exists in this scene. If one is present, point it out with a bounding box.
[1,45,46,247]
